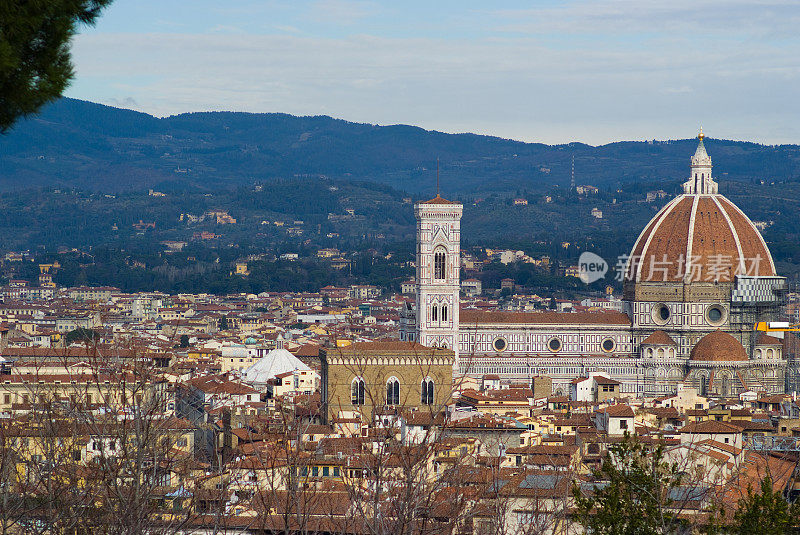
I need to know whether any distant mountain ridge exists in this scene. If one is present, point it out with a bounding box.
[2,98,799,193]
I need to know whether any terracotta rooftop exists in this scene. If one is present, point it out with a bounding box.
[418,194,460,205]
[755,332,782,345]
[680,420,744,434]
[626,193,775,282]
[599,404,634,417]
[594,376,621,385]
[460,309,630,326]
[292,343,322,357]
[689,330,747,362]
[641,330,678,346]
[334,341,455,356]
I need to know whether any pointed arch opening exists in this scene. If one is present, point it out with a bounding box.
[433,246,447,280]
[421,377,435,405]
[386,377,400,406]
[351,377,365,406]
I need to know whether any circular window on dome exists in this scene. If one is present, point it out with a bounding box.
[493,337,507,352]
[652,304,671,325]
[548,337,562,353]
[601,338,615,353]
[706,305,725,326]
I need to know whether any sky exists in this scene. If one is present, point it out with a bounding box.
[66,0,800,145]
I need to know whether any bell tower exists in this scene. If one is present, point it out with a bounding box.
[414,194,462,353]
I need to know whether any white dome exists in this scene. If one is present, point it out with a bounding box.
[243,348,310,385]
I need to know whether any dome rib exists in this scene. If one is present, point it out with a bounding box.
[628,195,776,283]
[630,196,689,282]
[685,195,699,282]
[712,195,746,274]
[627,139,776,284]
[716,196,776,275]
[692,197,740,282]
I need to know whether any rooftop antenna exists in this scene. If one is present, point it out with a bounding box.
[570,155,575,191]
[436,157,440,197]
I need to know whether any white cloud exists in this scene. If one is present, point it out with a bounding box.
[661,86,693,94]
[490,0,800,38]
[307,0,375,26]
[67,24,800,145]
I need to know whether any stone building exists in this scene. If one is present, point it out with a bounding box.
[400,132,791,397]
[324,342,454,422]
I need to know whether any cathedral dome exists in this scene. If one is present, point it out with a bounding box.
[689,330,747,362]
[626,135,775,284]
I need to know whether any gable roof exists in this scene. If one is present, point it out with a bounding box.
[680,421,744,434]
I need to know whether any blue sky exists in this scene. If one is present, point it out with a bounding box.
[66,0,800,145]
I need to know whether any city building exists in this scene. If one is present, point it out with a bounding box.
[402,132,790,397]
[323,341,454,421]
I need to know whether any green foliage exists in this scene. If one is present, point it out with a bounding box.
[179,334,189,348]
[64,327,98,346]
[6,98,800,197]
[733,476,799,535]
[0,1,112,133]
[572,434,688,535]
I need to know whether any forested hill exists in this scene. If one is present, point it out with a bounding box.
[2,98,800,194]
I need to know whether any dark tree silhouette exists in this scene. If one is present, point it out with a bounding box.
[0,1,113,132]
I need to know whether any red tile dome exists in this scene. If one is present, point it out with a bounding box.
[626,138,774,283]
[690,330,747,362]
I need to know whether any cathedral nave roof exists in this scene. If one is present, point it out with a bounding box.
[460,309,630,326]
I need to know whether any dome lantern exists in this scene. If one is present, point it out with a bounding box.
[626,134,776,286]
[684,130,716,194]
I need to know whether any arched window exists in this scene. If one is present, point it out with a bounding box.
[441,305,448,322]
[431,305,438,322]
[434,247,447,280]
[386,377,400,406]
[699,375,708,396]
[351,378,365,406]
[421,378,435,405]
